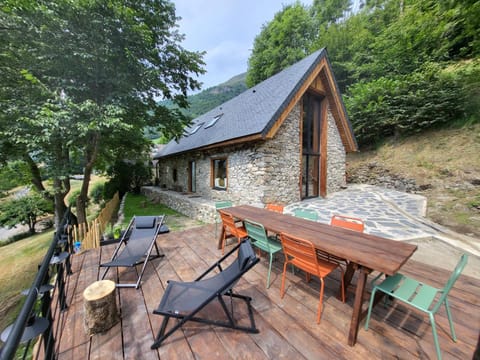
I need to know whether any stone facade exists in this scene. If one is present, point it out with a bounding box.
[326,109,347,193]
[146,101,347,223]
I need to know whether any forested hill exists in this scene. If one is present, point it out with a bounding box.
[161,73,247,120]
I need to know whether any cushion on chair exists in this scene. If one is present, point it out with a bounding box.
[135,216,156,229]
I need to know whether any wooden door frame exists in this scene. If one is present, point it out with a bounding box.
[299,91,328,199]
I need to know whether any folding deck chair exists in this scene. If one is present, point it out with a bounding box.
[100,215,166,289]
[151,239,260,349]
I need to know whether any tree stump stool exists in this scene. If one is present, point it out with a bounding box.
[83,280,119,335]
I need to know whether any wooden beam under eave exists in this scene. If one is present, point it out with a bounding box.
[264,58,329,139]
[199,133,264,151]
[318,67,357,152]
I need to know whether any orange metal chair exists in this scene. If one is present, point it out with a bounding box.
[279,232,345,324]
[265,203,284,213]
[330,214,365,233]
[328,214,365,266]
[220,212,248,254]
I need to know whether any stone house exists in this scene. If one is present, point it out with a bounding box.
[146,49,357,222]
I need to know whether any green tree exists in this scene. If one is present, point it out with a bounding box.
[0,0,205,225]
[0,192,52,234]
[104,159,152,199]
[311,0,351,28]
[246,2,316,87]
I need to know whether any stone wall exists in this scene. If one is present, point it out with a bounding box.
[151,101,347,221]
[155,103,302,207]
[326,110,347,193]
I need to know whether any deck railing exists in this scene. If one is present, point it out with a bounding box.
[0,208,74,360]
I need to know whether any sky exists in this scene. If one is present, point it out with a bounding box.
[171,0,313,92]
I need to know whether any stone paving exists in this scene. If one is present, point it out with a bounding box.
[285,184,480,259]
[285,184,436,241]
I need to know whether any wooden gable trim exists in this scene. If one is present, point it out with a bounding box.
[265,57,357,152]
[264,58,329,140]
[318,67,357,152]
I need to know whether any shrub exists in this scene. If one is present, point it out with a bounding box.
[89,182,104,204]
[67,189,81,208]
[345,62,465,147]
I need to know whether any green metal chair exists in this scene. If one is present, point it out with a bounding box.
[214,200,233,237]
[365,254,468,360]
[244,219,283,289]
[293,208,318,221]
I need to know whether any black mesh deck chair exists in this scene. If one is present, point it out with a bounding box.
[151,239,260,349]
[100,215,166,289]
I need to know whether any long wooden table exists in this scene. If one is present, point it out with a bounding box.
[218,205,417,346]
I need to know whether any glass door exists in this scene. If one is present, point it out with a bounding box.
[301,92,323,199]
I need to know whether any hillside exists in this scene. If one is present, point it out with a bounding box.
[160,73,247,120]
[347,123,480,238]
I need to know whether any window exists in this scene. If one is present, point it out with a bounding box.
[211,158,227,190]
[301,92,324,199]
[184,122,203,137]
[205,113,223,129]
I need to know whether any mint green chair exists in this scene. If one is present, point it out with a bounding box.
[214,200,233,237]
[365,254,468,360]
[244,219,283,289]
[293,208,318,221]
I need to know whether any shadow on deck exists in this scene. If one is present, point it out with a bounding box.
[54,224,479,359]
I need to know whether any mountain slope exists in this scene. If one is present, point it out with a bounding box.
[347,123,480,238]
[160,73,247,120]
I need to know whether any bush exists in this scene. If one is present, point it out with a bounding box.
[67,189,81,208]
[345,63,465,147]
[0,192,53,234]
[104,159,152,198]
[89,182,104,204]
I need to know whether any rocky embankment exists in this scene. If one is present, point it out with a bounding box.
[346,162,427,193]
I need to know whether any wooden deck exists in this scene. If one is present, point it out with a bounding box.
[55,224,479,359]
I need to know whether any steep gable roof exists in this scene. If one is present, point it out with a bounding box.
[155,48,357,159]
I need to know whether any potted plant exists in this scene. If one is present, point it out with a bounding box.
[113,225,122,240]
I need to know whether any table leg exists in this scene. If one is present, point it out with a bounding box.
[348,266,368,346]
[339,261,356,300]
[217,225,225,250]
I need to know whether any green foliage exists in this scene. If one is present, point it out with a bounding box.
[104,159,152,199]
[244,0,479,148]
[246,2,316,87]
[345,63,465,146]
[0,191,53,234]
[157,73,247,134]
[1,0,205,222]
[0,161,31,191]
[89,182,105,204]
[67,189,81,208]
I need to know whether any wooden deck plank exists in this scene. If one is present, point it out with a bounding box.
[55,224,480,360]
[89,244,124,360]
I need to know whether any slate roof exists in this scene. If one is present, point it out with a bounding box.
[154,48,354,159]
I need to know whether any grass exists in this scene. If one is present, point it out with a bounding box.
[121,193,203,231]
[0,230,54,332]
[0,192,201,338]
[347,122,480,237]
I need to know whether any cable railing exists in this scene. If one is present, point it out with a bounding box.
[0,208,74,360]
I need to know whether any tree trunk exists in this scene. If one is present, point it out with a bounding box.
[23,153,53,202]
[54,190,68,228]
[76,132,101,225]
